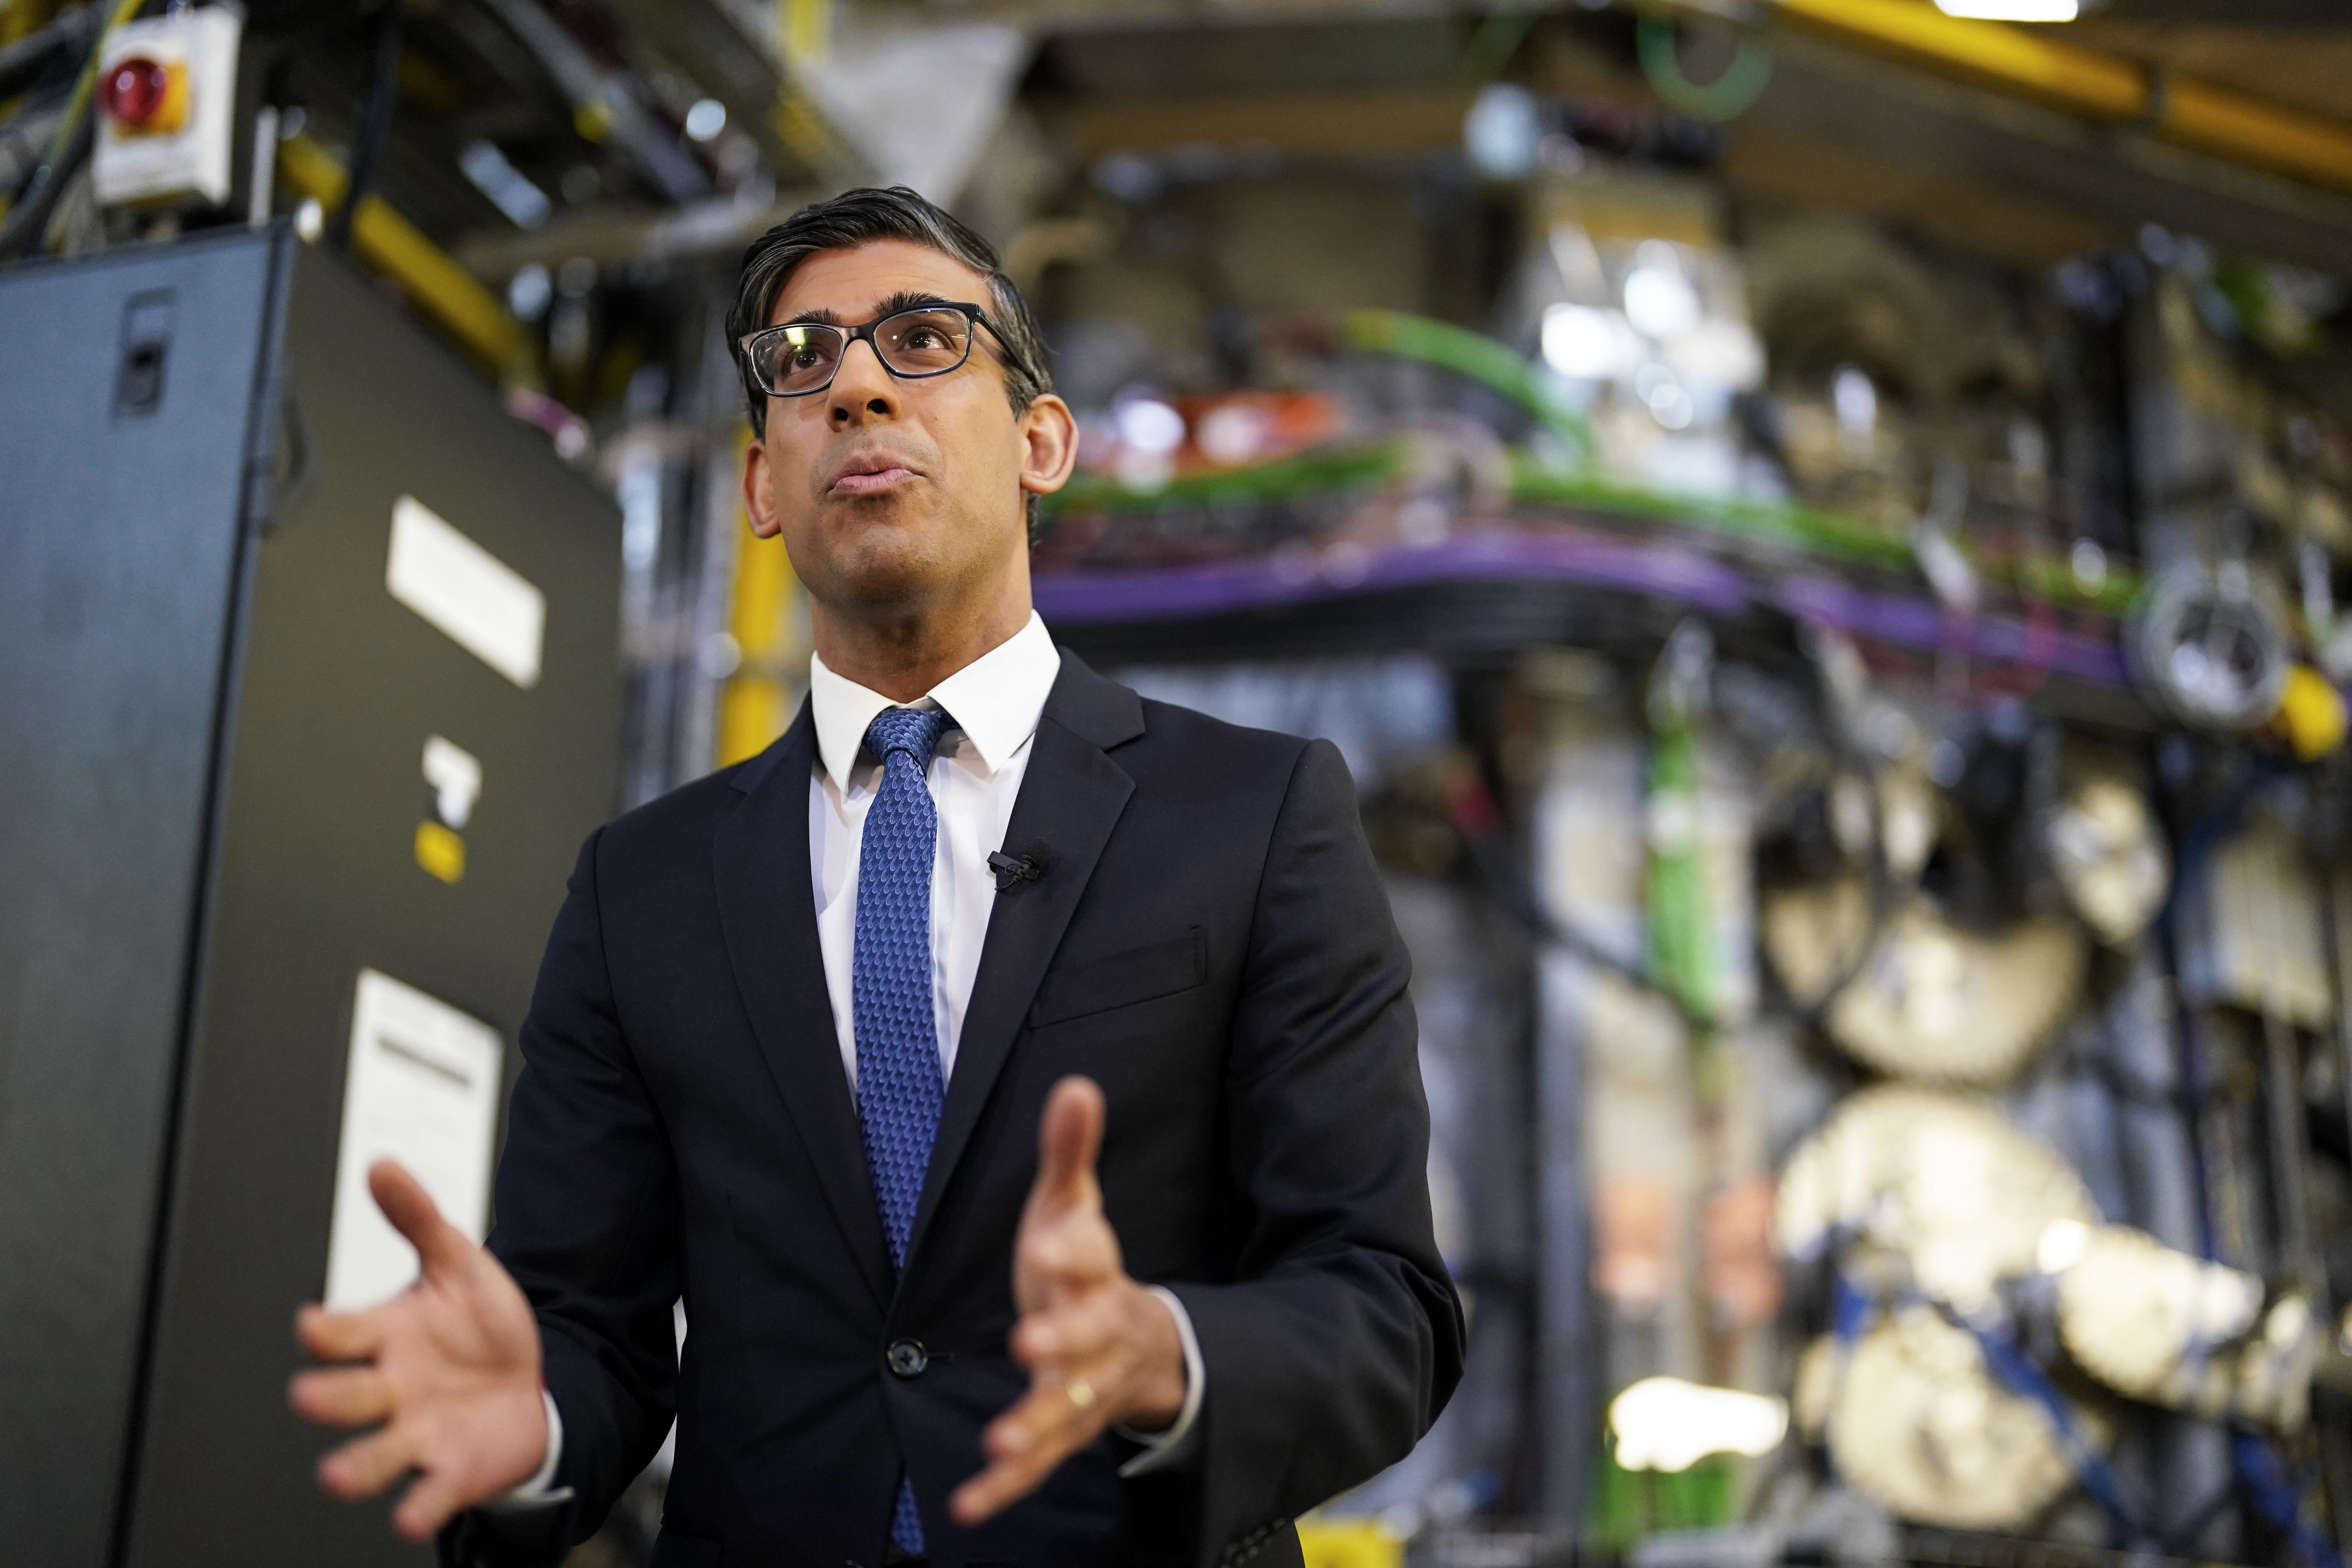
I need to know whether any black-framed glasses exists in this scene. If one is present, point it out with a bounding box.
[736,301,1019,398]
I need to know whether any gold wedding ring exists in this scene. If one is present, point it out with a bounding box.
[1064,1377,1096,1411]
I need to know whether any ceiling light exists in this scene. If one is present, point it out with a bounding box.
[1622,265,1702,340]
[1934,0,2079,20]
[507,263,552,322]
[1463,83,1540,181]
[1113,397,1185,456]
[1541,304,1639,381]
[684,98,727,143]
[458,140,550,229]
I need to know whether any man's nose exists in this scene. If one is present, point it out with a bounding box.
[827,337,900,426]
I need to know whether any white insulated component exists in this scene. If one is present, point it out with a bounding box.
[93,8,243,209]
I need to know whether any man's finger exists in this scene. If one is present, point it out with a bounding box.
[296,1301,388,1363]
[1018,1212,1120,1288]
[993,1373,1101,1457]
[290,1365,393,1427]
[318,1423,418,1501]
[951,1447,1057,1527]
[367,1160,473,1278]
[951,1383,1098,1526]
[1030,1076,1104,1217]
[391,1469,470,1542]
[981,1371,1103,1471]
[1010,1294,1121,1370]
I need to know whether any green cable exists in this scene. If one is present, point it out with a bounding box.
[1645,722,1712,1024]
[1043,309,2138,620]
[1511,456,2143,614]
[1635,13,1774,124]
[1339,307,1597,463]
[1043,442,1405,516]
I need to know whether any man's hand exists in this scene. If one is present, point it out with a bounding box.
[289,1160,548,1541]
[950,1076,1187,1526]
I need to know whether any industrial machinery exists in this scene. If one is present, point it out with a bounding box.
[0,223,620,1566]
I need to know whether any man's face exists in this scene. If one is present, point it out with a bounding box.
[741,240,1072,619]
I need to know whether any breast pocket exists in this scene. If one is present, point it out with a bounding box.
[1030,927,1206,1028]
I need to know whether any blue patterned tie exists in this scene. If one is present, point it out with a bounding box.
[852,704,950,1557]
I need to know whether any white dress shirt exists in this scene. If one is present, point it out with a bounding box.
[805,612,1058,1091]
[506,613,1199,1507]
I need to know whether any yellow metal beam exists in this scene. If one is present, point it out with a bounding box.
[0,0,59,50]
[717,426,806,769]
[275,133,532,378]
[1757,0,2352,199]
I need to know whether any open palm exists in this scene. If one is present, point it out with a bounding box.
[290,1159,548,1540]
[950,1076,1189,1526]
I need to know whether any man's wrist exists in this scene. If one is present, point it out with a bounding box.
[1114,1286,1205,1477]
[490,1387,571,1509]
[1120,1281,1189,1429]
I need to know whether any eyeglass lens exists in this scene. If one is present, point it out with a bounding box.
[753,307,976,395]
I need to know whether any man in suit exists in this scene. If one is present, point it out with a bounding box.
[292,186,1462,1568]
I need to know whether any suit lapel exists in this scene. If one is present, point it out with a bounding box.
[711,707,894,1312]
[904,654,1143,1265]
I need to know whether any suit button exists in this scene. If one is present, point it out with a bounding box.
[885,1339,928,1378]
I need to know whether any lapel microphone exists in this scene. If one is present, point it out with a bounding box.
[988,839,1051,893]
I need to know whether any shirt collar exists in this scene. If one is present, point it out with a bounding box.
[808,612,1060,795]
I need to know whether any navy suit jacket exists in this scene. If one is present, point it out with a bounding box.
[443,651,1462,1568]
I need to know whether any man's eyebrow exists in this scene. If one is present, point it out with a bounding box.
[873,289,954,317]
[772,290,959,330]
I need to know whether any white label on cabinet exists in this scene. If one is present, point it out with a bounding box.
[322,970,503,1310]
[386,495,545,688]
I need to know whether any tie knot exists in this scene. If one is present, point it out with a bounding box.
[865,705,948,771]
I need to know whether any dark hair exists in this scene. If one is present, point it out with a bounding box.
[728,187,1056,539]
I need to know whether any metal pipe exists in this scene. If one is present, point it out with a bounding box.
[275,133,531,377]
[1748,0,2352,198]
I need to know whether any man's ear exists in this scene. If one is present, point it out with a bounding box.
[1017,393,1079,502]
[742,436,784,539]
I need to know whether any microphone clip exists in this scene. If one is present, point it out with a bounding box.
[988,840,1050,893]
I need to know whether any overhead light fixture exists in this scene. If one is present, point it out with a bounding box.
[458,140,551,229]
[1463,83,1541,181]
[1540,304,1639,382]
[1934,0,2079,19]
[684,98,727,144]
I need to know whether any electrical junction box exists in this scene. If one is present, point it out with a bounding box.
[0,224,620,1566]
[93,6,241,208]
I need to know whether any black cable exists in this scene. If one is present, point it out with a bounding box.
[1449,652,1906,1033]
[0,3,100,105]
[0,105,92,260]
[0,94,70,193]
[1456,818,1690,1016]
[329,0,402,250]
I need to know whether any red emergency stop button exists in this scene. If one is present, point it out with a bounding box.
[100,55,188,134]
